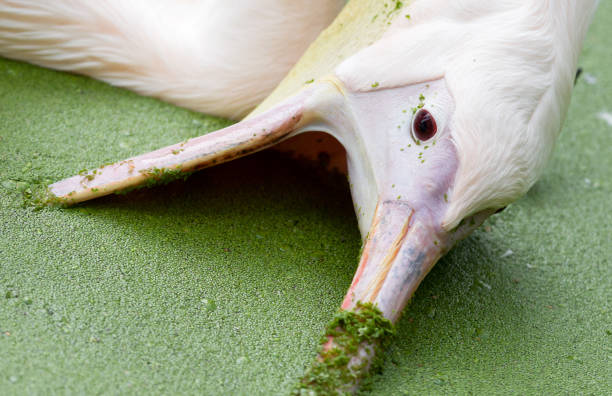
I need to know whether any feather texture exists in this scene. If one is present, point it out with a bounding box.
[335,0,599,229]
[0,0,344,119]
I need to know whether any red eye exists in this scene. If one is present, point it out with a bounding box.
[412,109,437,142]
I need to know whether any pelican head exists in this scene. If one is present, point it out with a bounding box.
[46,0,598,391]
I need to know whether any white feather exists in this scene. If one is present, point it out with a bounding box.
[336,0,598,229]
[0,0,344,119]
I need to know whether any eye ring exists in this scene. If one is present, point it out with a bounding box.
[411,109,437,142]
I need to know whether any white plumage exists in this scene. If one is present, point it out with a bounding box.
[0,0,344,119]
[335,1,598,229]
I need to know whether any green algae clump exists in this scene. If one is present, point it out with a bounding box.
[139,166,193,187]
[115,166,194,195]
[294,302,394,395]
[21,182,74,209]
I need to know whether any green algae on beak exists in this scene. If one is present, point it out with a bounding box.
[294,302,394,395]
[46,90,310,205]
[21,181,75,209]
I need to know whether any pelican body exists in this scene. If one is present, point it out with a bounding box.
[0,0,598,392]
[0,0,345,119]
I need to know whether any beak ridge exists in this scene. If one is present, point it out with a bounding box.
[342,200,413,309]
[342,199,442,323]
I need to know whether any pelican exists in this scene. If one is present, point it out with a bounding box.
[0,0,599,393]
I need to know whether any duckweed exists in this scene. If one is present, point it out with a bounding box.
[294,302,394,395]
[21,182,72,209]
[115,166,194,195]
